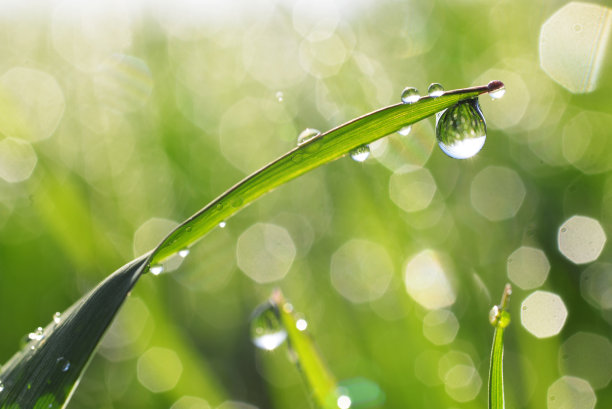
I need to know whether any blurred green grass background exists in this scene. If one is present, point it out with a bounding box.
[0,0,611,408]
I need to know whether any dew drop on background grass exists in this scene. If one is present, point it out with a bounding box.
[250,302,287,351]
[350,145,370,162]
[398,126,411,136]
[297,128,321,146]
[275,91,284,102]
[401,87,420,104]
[219,221,227,228]
[435,98,487,159]
[427,83,444,97]
[53,312,62,324]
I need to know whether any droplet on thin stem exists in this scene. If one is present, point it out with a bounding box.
[427,83,444,97]
[297,128,321,146]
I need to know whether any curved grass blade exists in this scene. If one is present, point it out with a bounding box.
[0,255,148,409]
[149,82,504,265]
[488,284,512,409]
[269,290,339,409]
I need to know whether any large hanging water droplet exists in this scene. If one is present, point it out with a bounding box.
[250,302,287,351]
[350,145,370,162]
[401,87,419,104]
[297,128,321,146]
[435,98,486,159]
[149,264,164,275]
[397,126,411,136]
[427,83,444,97]
[178,248,190,258]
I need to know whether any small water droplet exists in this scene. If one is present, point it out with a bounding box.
[219,221,227,228]
[0,380,4,392]
[53,312,61,324]
[297,128,321,146]
[29,327,44,341]
[275,91,284,102]
[178,248,190,258]
[400,87,420,104]
[296,318,308,331]
[435,98,486,159]
[56,357,71,372]
[427,83,444,97]
[149,264,164,275]
[397,126,411,136]
[487,80,505,100]
[250,302,287,351]
[350,145,370,162]
[185,226,193,232]
[337,394,352,409]
[560,227,567,233]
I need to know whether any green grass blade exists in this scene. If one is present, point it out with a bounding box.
[0,256,148,409]
[149,83,501,265]
[270,290,338,409]
[488,284,512,409]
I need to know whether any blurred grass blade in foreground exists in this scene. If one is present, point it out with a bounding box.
[488,284,512,409]
[0,82,502,409]
[0,256,148,409]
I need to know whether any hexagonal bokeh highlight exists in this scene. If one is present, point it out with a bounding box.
[547,376,596,409]
[470,166,526,221]
[558,215,606,264]
[521,291,568,338]
[170,396,211,409]
[580,262,612,310]
[540,2,611,93]
[330,239,394,303]
[389,166,437,213]
[507,246,550,290]
[404,249,456,310]
[137,347,183,393]
[236,222,296,283]
[422,309,459,345]
[559,332,612,390]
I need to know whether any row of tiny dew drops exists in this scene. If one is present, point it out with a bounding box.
[0,312,71,394]
[147,82,505,276]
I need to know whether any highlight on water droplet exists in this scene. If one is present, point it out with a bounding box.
[401,87,420,104]
[53,312,62,324]
[337,394,352,409]
[149,264,164,275]
[29,327,44,341]
[297,128,321,146]
[275,91,284,102]
[398,126,411,136]
[350,145,370,162]
[435,98,486,159]
[250,302,287,351]
[296,318,308,331]
[0,380,4,392]
[178,248,190,258]
[427,83,444,97]
[56,357,71,372]
[219,221,227,228]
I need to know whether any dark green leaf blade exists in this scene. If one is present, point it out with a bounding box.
[0,256,148,409]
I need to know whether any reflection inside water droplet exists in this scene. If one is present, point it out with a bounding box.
[435,98,486,159]
[297,128,321,146]
[350,145,370,162]
[427,83,444,97]
[398,126,411,136]
[250,302,287,351]
[401,87,420,104]
[149,264,164,275]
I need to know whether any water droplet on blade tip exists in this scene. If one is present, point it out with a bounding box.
[435,98,486,159]
[251,302,287,351]
[401,87,420,104]
[427,83,444,97]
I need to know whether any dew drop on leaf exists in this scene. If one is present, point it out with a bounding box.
[178,248,190,258]
[435,98,486,159]
[350,145,370,162]
[29,327,44,341]
[401,87,419,104]
[250,302,287,351]
[56,357,71,372]
[53,312,62,324]
[297,128,321,146]
[427,83,444,97]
